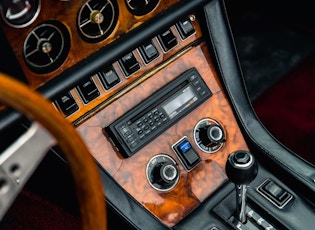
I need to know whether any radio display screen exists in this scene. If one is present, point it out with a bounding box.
[162,85,197,119]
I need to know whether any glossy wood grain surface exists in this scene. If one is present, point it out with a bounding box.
[77,43,249,227]
[67,18,203,124]
[0,0,180,89]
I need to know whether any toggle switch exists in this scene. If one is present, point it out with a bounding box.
[173,137,201,171]
[258,178,293,208]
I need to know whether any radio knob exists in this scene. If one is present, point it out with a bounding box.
[156,163,178,184]
[199,124,225,147]
[194,119,225,153]
[146,154,179,191]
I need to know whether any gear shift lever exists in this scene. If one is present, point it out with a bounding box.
[225,150,258,224]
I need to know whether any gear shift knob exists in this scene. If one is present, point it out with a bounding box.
[225,150,258,223]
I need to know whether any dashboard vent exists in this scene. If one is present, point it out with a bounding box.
[0,0,41,28]
[125,0,159,16]
[77,0,119,43]
[23,20,70,74]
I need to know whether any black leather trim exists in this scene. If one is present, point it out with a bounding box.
[175,2,315,229]
[203,0,315,200]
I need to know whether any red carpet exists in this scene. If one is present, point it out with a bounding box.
[253,51,315,166]
[0,189,80,229]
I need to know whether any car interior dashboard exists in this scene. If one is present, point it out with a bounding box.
[0,0,315,229]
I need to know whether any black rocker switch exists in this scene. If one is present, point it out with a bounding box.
[54,91,79,117]
[157,29,178,52]
[258,178,293,208]
[173,138,201,171]
[225,150,258,224]
[76,78,100,104]
[138,40,159,64]
[119,52,140,77]
[176,17,195,39]
[98,66,120,90]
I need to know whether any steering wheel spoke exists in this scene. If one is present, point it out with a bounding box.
[0,72,106,229]
[0,122,55,220]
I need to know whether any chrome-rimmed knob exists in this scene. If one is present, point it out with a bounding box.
[194,118,225,153]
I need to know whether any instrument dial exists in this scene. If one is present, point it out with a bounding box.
[125,0,159,16]
[0,0,40,28]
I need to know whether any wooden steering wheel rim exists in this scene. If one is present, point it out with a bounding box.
[0,72,107,229]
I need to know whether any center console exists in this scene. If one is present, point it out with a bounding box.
[0,0,315,229]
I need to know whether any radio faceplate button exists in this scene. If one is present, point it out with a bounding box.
[119,125,131,137]
[193,79,201,86]
[126,135,136,143]
[199,90,207,97]
[129,140,139,149]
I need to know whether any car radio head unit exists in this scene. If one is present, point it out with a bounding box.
[105,68,212,158]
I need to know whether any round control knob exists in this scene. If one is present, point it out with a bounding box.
[194,118,225,153]
[156,163,178,185]
[199,124,225,147]
[146,154,179,192]
[225,150,258,185]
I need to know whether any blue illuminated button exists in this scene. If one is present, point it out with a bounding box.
[174,138,201,170]
[178,140,192,153]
